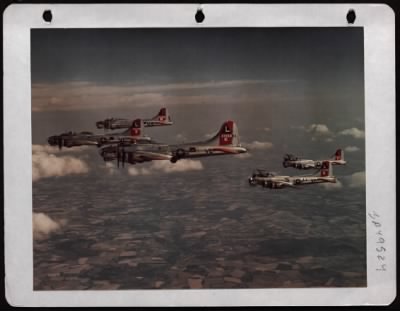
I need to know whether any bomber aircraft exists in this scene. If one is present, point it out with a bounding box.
[282,149,346,169]
[96,108,173,130]
[48,118,151,150]
[248,161,336,189]
[99,120,247,166]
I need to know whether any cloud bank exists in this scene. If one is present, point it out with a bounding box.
[32,145,89,181]
[32,79,293,112]
[345,146,360,152]
[320,180,343,190]
[243,141,273,150]
[33,212,65,240]
[235,152,252,159]
[295,123,366,143]
[306,124,333,136]
[32,144,89,154]
[127,159,204,176]
[128,166,152,176]
[339,128,365,139]
[349,171,366,188]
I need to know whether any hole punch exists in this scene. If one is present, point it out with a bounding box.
[195,8,205,23]
[43,10,53,23]
[346,9,356,24]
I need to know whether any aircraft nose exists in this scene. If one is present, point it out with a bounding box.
[248,176,256,185]
[48,136,57,145]
[96,121,104,129]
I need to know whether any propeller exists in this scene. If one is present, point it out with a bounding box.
[58,137,63,150]
[116,145,121,168]
[116,143,126,168]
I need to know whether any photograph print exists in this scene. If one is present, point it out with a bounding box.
[32,27,366,290]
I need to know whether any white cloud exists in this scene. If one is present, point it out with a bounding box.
[32,144,89,154]
[349,171,366,188]
[32,79,292,112]
[32,145,89,182]
[339,128,365,139]
[299,124,335,142]
[128,166,152,176]
[235,152,252,159]
[33,213,65,240]
[150,159,203,173]
[175,133,187,142]
[127,159,203,175]
[243,141,273,150]
[306,124,333,136]
[345,146,360,152]
[320,180,343,190]
[104,162,118,175]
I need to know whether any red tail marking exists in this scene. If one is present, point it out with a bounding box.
[320,161,330,177]
[158,108,166,121]
[130,119,142,137]
[219,121,234,146]
[335,149,341,160]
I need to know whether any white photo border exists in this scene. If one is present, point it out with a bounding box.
[3,3,396,306]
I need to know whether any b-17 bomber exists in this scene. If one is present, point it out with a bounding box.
[47,106,247,166]
[283,149,346,170]
[99,120,247,166]
[48,118,150,150]
[96,108,172,130]
[248,161,336,189]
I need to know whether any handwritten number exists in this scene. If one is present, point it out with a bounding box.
[376,246,386,252]
[377,237,385,244]
[377,255,386,261]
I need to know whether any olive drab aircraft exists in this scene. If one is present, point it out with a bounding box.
[282,149,346,169]
[248,161,336,189]
[47,108,172,149]
[96,108,173,130]
[99,120,247,167]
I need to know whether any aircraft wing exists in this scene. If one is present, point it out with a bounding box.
[274,181,298,188]
[134,150,172,161]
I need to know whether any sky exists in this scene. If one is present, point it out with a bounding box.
[31,27,366,174]
[31,28,364,149]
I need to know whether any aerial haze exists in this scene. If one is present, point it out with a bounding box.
[32,28,366,289]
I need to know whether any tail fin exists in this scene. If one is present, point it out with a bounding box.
[152,108,171,123]
[333,149,344,161]
[320,161,333,177]
[124,118,143,138]
[207,120,241,146]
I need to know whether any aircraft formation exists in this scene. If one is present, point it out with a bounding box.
[48,108,247,167]
[47,108,346,190]
[248,149,346,189]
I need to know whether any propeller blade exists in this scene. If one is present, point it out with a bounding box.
[116,146,120,168]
